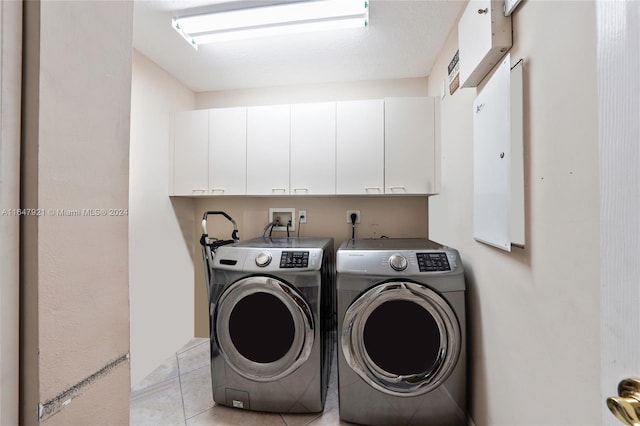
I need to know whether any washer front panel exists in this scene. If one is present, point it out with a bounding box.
[215,275,315,382]
[341,281,461,397]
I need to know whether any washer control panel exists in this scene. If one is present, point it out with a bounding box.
[416,252,451,272]
[279,251,310,268]
[211,237,330,272]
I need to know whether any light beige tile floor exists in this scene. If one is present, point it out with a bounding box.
[130,338,351,426]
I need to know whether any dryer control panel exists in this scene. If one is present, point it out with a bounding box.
[279,251,310,268]
[337,249,460,276]
[417,252,451,272]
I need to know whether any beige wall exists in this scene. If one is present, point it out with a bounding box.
[0,1,22,424]
[196,77,428,108]
[427,2,600,425]
[193,196,429,337]
[21,2,133,424]
[130,50,197,385]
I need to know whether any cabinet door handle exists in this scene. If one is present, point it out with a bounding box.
[365,187,381,193]
[211,188,225,194]
[293,188,309,194]
[271,188,287,194]
[389,186,407,193]
[192,189,206,193]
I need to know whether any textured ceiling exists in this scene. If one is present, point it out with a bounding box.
[133,0,466,92]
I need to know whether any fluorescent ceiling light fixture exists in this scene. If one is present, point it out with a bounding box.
[172,0,369,49]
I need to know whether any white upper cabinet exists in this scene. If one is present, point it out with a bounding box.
[246,104,291,195]
[336,99,384,195]
[209,107,247,195]
[290,102,336,195]
[458,0,512,88]
[172,97,439,197]
[384,97,436,194]
[172,109,208,196]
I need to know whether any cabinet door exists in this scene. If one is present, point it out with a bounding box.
[458,0,511,88]
[336,99,384,195]
[385,97,436,194]
[290,102,336,195]
[246,105,290,195]
[209,107,247,195]
[172,110,208,196]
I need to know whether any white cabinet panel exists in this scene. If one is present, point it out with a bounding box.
[172,110,208,196]
[458,0,511,88]
[290,102,336,195]
[385,97,436,194]
[336,99,384,195]
[209,107,247,195]
[246,105,290,195]
[172,97,439,198]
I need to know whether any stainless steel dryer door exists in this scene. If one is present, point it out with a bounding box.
[342,281,460,397]
[215,276,315,382]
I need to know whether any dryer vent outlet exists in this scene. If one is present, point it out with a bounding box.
[269,207,295,232]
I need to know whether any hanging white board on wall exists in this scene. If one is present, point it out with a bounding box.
[510,59,525,247]
[473,54,525,251]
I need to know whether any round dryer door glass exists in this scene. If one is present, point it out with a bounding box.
[215,276,314,382]
[342,281,461,397]
[363,299,441,375]
[229,292,295,363]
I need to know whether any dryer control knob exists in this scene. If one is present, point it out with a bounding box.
[389,254,408,271]
[255,252,272,267]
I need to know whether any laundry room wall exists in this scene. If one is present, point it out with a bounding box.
[195,77,428,107]
[0,1,22,424]
[129,50,198,385]
[426,2,600,425]
[21,1,133,424]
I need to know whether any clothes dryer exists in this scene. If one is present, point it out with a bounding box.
[209,237,335,413]
[337,238,466,425]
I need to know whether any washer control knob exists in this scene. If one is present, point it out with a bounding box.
[389,254,408,271]
[255,252,272,267]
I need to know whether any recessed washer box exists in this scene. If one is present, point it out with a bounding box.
[269,207,295,232]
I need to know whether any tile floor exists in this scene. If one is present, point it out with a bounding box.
[130,338,351,426]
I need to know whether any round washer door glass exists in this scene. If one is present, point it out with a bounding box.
[215,276,314,382]
[342,281,460,396]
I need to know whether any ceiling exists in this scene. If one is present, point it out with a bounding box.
[132,0,466,93]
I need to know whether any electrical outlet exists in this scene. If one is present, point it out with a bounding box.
[347,210,361,224]
[269,208,295,232]
[299,210,307,224]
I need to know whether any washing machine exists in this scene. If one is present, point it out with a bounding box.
[336,238,467,425]
[209,237,335,413]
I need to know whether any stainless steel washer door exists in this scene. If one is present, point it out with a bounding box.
[215,276,314,382]
[342,281,460,397]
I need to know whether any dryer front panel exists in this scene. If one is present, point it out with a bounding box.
[342,281,460,397]
[215,275,315,382]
